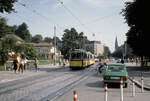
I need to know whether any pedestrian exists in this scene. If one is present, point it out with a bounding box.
[63,59,66,67]
[34,58,39,72]
[16,54,21,72]
[121,59,124,64]
[136,58,138,66]
[13,59,18,73]
[24,57,28,70]
[131,58,134,64]
[18,59,24,74]
[98,64,104,73]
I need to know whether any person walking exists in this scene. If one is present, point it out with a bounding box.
[121,59,124,64]
[34,58,39,72]
[18,59,24,74]
[24,57,28,70]
[13,59,18,73]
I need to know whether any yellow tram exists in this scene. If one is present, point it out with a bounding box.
[69,49,95,69]
[87,52,95,65]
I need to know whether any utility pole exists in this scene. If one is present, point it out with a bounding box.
[54,26,56,66]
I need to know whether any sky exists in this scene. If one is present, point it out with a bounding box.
[1,0,133,52]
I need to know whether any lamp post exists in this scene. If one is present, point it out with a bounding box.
[54,26,56,66]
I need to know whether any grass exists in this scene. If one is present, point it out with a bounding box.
[0,65,5,71]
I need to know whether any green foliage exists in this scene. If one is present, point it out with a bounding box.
[17,43,38,59]
[0,65,5,71]
[52,36,62,51]
[61,28,90,58]
[44,37,53,43]
[0,0,17,13]
[0,37,38,65]
[0,37,17,65]
[31,34,43,43]
[122,0,150,57]
[112,47,123,58]
[15,22,32,42]
[0,17,12,38]
[103,46,111,58]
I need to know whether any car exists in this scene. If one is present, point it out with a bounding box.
[95,58,99,62]
[103,63,128,88]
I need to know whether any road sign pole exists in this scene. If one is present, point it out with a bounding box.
[73,90,77,101]
[132,77,135,97]
[141,76,144,93]
[104,84,108,101]
[120,78,123,101]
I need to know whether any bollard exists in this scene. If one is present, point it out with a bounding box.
[132,77,135,97]
[120,78,123,101]
[104,84,108,101]
[141,76,144,93]
[73,90,77,101]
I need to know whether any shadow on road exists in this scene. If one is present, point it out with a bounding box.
[86,81,104,88]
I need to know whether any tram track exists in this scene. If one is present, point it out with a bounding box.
[0,63,99,101]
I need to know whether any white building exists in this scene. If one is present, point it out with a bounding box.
[30,42,61,60]
[89,41,104,57]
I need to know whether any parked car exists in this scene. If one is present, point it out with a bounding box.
[103,63,128,88]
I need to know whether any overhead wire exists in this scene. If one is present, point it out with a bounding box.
[57,0,95,36]
[17,1,64,36]
[57,0,119,38]
[17,1,117,39]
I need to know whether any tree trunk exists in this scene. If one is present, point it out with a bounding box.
[141,56,144,67]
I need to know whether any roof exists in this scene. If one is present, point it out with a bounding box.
[2,34,24,42]
[30,42,53,47]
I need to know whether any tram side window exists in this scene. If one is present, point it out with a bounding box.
[84,53,87,59]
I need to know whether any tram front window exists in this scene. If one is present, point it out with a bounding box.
[71,53,81,60]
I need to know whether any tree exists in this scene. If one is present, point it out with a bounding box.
[0,37,17,65]
[0,0,17,13]
[112,47,123,58]
[0,17,12,38]
[122,0,150,57]
[15,22,32,42]
[15,43,37,59]
[44,37,53,43]
[31,34,43,43]
[0,37,38,65]
[103,46,111,59]
[61,28,89,58]
[52,36,62,51]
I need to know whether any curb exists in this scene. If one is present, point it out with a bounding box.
[129,77,150,91]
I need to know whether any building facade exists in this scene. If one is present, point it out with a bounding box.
[89,41,104,57]
[30,42,61,60]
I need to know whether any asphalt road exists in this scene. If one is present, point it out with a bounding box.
[0,62,150,101]
[55,63,150,101]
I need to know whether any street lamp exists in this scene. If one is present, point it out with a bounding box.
[54,26,56,66]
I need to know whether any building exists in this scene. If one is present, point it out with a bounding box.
[89,41,104,57]
[30,42,62,60]
[1,34,24,43]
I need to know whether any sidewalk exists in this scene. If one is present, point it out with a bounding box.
[0,64,68,84]
[126,62,150,90]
